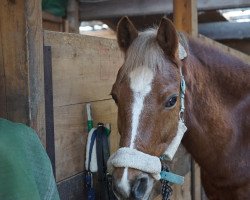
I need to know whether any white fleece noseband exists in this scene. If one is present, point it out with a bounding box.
[108,43,187,180]
[107,147,162,180]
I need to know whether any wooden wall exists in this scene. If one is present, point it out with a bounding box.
[0,0,45,144]
[44,31,123,181]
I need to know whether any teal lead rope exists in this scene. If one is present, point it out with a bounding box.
[160,171,184,185]
[161,165,173,200]
[160,164,185,200]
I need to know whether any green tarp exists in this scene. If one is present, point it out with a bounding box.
[0,118,60,200]
[42,0,68,17]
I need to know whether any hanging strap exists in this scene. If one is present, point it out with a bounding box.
[96,123,116,200]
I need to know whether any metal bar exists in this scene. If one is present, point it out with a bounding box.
[199,22,250,40]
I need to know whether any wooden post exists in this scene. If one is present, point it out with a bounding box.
[0,0,45,145]
[173,0,201,199]
[173,0,198,36]
[67,0,80,33]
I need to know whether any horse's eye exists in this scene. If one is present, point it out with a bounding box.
[111,93,118,104]
[165,95,178,108]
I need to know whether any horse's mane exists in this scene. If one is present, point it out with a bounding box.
[188,36,249,71]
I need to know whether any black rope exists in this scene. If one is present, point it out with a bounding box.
[161,164,173,200]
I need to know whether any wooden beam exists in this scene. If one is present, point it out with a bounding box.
[173,0,198,35]
[67,0,80,33]
[173,0,200,199]
[79,0,171,20]
[197,0,250,11]
[0,0,45,144]
[199,22,250,40]
[79,0,250,20]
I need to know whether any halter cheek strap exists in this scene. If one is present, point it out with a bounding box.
[162,64,187,161]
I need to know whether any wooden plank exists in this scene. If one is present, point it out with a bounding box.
[79,0,173,20]
[199,22,250,40]
[26,0,46,145]
[0,35,7,118]
[44,31,122,181]
[0,0,29,123]
[83,30,116,39]
[173,0,198,35]
[0,0,45,144]
[197,0,250,11]
[79,0,250,20]
[54,99,119,181]
[191,161,202,200]
[44,31,123,107]
[173,1,199,199]
[67,0,79,33]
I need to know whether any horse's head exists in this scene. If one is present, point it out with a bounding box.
[109,17,187,199]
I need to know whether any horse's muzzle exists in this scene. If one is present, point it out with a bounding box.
[112,168,154,200]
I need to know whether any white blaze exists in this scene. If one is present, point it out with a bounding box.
[118,168,130,197]
[116,66,154,196]
[129,66,154,148]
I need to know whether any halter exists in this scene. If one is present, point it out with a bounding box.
[107,42,188,196]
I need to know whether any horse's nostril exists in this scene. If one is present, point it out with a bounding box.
[131,176,148,200]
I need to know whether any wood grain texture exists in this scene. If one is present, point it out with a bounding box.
[54,99,119,181]
[192,162,201,200]
[26,0,46,145]
[174,0,198,36]
[44,31,123,181]
[83,100,119,154]
[44,31,123,107]
[0,0,29,123]
[0,0,45,145]
[79,0,250,20]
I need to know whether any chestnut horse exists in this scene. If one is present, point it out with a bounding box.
[108,17,250,200]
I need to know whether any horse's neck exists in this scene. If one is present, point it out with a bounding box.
[183,38,250,176]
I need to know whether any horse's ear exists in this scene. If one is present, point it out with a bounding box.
[117,17,138,52]
[157,18,178,58]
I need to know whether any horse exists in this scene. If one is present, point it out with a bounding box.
[107,17,250,200]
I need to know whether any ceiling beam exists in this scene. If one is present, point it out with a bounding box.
[79,0,250,20]
[199,22,250,40]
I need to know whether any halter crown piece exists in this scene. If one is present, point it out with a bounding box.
[107,43,188,185]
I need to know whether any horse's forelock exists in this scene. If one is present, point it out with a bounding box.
[117,28,170,82]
